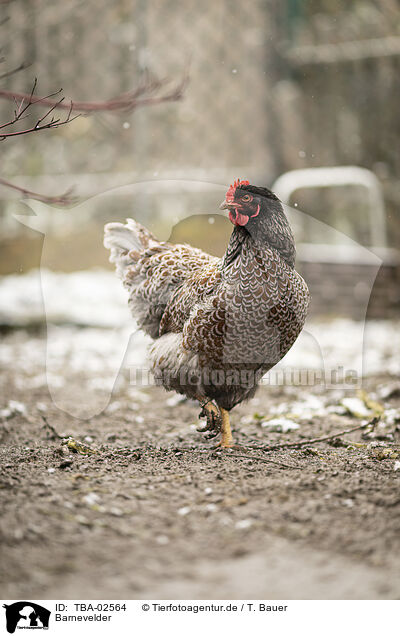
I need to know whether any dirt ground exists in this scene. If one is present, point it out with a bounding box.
[0,332,400,600]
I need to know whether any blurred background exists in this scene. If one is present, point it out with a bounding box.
[0,0,399,362]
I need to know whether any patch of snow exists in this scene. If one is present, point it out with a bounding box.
[0,268,131,328]
[0,269,399,419]
[341,397,372,418]
[261,418,300,432]
[0,399,26,419]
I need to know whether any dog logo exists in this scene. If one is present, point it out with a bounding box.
[2,602,50,633]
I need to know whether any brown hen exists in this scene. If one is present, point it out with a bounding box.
[104,180,310,447]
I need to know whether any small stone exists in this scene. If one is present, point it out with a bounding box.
[177,506,191,516]
[235,519,253,529]
[83,492,100,506]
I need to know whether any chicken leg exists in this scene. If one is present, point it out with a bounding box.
[217,406,233,448]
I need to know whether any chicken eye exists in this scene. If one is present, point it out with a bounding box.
[242,194,252,202]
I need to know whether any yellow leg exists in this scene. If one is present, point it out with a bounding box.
[218,407,233,448]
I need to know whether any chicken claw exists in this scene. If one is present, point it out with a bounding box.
[197,401,222,439]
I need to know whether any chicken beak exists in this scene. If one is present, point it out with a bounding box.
[219,200,235,210]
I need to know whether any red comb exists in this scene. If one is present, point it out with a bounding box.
[226,178,250,202]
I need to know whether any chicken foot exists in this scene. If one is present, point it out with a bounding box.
[196,400,222,439]
[196,400,233,447]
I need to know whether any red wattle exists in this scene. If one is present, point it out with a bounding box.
[229,209,249,226]
[235,210,249,226]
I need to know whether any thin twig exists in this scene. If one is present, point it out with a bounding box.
[0,61,29,80]
[0,78,60,130]
[165,445,300,468]
[0,95,80,139]
[0,178,77,206]
[250,416,381,453]
[225,452,301,469]
[40,414,66,440]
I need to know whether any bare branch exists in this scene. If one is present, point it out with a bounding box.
[0,68,189,114]
[0,63,189,208]
[0,178,78,206]
[249,416,381,453]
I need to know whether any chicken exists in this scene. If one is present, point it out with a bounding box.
[104,179,310,447]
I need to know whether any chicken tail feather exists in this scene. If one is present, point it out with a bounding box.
[104,218,159,278]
